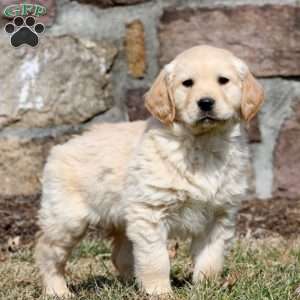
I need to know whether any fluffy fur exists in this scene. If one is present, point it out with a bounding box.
[35,45,264,296]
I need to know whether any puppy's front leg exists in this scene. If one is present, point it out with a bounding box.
[127,219,172,295]
[191,220,235,283]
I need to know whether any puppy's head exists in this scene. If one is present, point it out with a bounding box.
[145,45,264,134]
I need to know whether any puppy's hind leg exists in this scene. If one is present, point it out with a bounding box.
[111,233,134,281]
[35,194,89,297]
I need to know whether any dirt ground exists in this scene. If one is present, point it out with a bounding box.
[1,194,300,247]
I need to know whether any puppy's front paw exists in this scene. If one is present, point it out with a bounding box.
[143,282,172,296]
[45,286,74,298]
[192,267,221,283]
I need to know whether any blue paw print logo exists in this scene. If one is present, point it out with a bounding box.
[4,16,45,48]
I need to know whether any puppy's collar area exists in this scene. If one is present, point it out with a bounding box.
[167,119,238,139]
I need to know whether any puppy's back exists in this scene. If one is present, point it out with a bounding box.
[40,121,147,225]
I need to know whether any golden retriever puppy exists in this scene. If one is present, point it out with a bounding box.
[35,45,264,297]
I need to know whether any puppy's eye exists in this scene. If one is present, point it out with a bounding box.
[218,76,229,85]
[182,79,194,87]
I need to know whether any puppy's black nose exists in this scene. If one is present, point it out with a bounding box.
[197,98,215,112]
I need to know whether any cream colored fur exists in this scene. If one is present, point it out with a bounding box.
[35,45,264,297]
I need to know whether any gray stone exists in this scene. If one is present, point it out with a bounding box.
[88,106,128,124]
[159,5,300,76]
[250,79,300,199]
[274,102,300,199]
[49,0,161,94]
[72,0,149,8]
[0,35,117,129]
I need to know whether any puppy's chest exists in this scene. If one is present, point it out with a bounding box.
[167,196,213,238]
[161,148,245,223]
[165,162,242,237]
[167,151,242,203]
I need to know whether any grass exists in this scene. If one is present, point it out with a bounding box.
[0,237,299,300]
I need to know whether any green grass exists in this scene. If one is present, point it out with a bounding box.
[0,238,299,299]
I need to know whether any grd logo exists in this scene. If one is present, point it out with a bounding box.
[3,3,46,48]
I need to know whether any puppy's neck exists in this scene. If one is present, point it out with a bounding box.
[170,120,241,147]
[147,117,244,160]
[145,118,246,184]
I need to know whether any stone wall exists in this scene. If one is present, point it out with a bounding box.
[0,0,299,200]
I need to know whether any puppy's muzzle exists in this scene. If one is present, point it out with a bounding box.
[197,98,215,112]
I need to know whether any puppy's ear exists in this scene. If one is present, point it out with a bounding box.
[241,70,265,122]
[145,69,175,125]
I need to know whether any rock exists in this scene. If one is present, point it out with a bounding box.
[125,19,147,78]
[274,102,300,199]
[245,155,256,199]
[251,79,300,199]
[72,0,149,8]
[0,35,117,129]
[88,106,128,124]
[159,5,300,76]
[126,88,150,121]
[0,0,56,26]
[0,0,18,26]
[0,126,82,197]
[247,116,261,144]
[39,0,56,25]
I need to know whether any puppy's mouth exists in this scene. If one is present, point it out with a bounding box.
[196,115,222,124]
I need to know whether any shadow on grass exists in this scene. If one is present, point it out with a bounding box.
[70,275,116,294]
[70,275,138,294]
[171,274,192,289]
[70,273,192,295]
